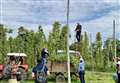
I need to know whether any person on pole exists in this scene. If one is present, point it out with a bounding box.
[41,48,49,64]
[75,23,82,42]
[78,57,85,83]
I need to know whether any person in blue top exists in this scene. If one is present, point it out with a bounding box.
[41,48,49,64]
[78,57,85,83]
[32,59,50,83]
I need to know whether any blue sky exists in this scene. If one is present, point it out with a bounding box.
[0,0,120,43]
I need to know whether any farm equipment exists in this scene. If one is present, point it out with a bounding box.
[47,50,80,83]
[0,53,28,81]
[0,64,4,80]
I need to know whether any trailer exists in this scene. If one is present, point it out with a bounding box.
[47,50,80,82]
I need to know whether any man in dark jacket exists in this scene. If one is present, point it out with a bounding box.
[113,57,120,83]
[116,61,120,83]
[41,48,49,64]
[75,23,82,42]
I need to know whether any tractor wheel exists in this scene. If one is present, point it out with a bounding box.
[16,68,27,81]
[3,65,12,79]
[56,73,65,83]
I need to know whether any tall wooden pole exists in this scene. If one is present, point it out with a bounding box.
[67,0,71,83]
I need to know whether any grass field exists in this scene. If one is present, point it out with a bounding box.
[85,71,114,83]
[0,71,115,83]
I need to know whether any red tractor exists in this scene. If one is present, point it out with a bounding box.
[0,64,4,80]
[0,53,28,80]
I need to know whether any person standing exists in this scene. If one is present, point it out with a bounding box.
[113,57,120,83]
[75,23,82,42]
[41,48,49,64]
[116,61,120,83]
[78,57,85,83]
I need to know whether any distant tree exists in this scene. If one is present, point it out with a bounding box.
[34,25,47,64]
[48,22,61,56]
[8,29,13,34]
[59,25,68,51]
[7,29,13,52]
[82,32,90,60]
[0,24,8,63]
[25,30,36,67]
[8,36,14,52]
[17,26,28,52]
[95,32,103,69]
[103,38,111,68]
[116,39,120,57]
[1,23,119,71]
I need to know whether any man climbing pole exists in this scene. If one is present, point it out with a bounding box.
[75,23,82,42]
[32,59,50,83]
[78,57,85,83]
[41,48,49,64]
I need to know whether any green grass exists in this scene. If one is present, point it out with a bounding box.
[85,71,114,83]
[0,71,115,83]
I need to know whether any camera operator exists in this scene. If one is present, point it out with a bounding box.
[113,57,120,83]
[116,61,120,83]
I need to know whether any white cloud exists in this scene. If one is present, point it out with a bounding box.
[102,0,119,3]
[82,10,120,41]
[1,0,119,24]
[69,0,119,22]
[0,0,120,42]
[1,0,67,24]
[68,9,120,43]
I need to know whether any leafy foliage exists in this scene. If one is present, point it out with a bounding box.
[0,23,120,72]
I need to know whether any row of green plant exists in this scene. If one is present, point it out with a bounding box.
[0,22,120,72]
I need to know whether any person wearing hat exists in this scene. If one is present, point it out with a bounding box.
[41,48,49,64]
[78,57,85,83]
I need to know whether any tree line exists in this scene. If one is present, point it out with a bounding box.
[0,22,120,71]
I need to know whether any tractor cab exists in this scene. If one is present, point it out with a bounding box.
[7,53,28,71]
[0,53,28,80]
